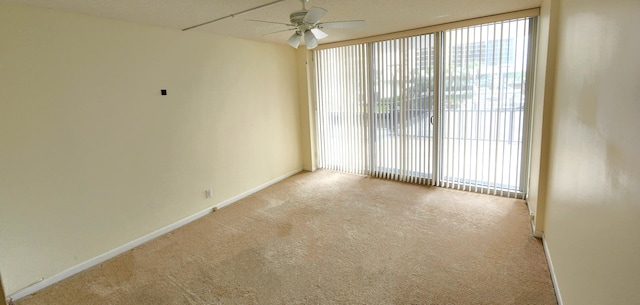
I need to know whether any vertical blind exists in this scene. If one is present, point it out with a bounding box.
[370,35,436,185]
[314,17,535,198]
[315,44,369,175]
[438,19,533,197]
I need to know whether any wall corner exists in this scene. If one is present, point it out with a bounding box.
[297,48,317,171]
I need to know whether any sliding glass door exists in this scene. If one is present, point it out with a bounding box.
[314,17,535,198]
[439,19,533,196]
[370,35,436,184]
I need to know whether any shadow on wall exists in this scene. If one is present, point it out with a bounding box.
[1,273,6,305]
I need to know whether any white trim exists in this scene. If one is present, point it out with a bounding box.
[542,235,563,305]
[215,169,302,209]
[526,203,543,237]
[7,169,302,301]
[317,8,541,50]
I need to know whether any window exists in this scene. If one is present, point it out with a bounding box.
[315,15,536,198]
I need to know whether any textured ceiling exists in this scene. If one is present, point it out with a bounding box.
[2,0,542,46]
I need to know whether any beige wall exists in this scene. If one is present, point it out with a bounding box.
[541,0,640,304]
[0,4,302,295]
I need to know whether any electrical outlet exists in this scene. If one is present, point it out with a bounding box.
[529,213,535,221]
[205,189,212,199]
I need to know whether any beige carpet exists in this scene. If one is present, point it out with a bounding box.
[16,170,557,304]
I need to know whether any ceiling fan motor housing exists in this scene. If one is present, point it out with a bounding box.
[290,10,308,26]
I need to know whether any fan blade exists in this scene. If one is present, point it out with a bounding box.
[319,20,366,28]
[310,28,328,40]
[288,32,302,49]
[304,7,327,24]
[304,30,318,49]
[247,19,294,26]
[263,28,296,36]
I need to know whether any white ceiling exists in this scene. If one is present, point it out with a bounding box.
[2,0,542,46]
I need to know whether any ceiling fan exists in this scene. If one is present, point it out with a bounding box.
[248,0,366,49]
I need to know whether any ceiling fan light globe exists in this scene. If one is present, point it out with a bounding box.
[310,28,328,40]
[304,30,318,49]
[288,33,302,48]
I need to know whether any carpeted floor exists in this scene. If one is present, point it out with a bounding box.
[16,170,557,304]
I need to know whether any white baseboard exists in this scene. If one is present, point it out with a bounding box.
[214,169,302,210]
[7,169,302,302]
[542,235,563,305]
[524,204,561,305]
